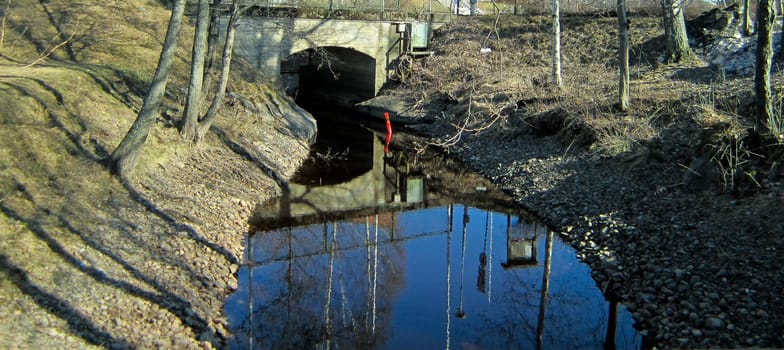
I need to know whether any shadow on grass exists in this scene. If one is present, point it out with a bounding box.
[0,202,211,338]
[0,78,111,160]
[0,72,237,275]
[668,65,724,84]
[210,126,290,191]
[0,253,132,348]
[120,177,241,265]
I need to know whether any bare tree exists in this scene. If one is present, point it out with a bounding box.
[552,0,562,87]
[202,0,222,96]
[754,0,775,134]
[181,0,211,140]
[742,0,753,36]
[661,0,693,63]
[110,0,186,176]
[194,1,241,143]
[618,0,630,112]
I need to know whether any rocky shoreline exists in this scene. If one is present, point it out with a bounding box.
[390,112,783,348]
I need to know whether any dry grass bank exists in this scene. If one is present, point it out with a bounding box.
[0,0,308,348]
[398,13,783,191]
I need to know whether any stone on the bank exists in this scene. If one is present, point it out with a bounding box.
[705,317,724,329]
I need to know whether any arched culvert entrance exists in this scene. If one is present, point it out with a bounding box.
[280,46,376,106]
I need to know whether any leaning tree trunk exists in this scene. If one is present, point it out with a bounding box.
[618,0,630,112]
[661,0,693,63]
[195,2,240,144]
[110,0,186,176]
[552,0,562,87]
[755,0,775,134]
[181,0,211,141]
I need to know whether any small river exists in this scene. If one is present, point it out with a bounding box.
[224,107,644,349]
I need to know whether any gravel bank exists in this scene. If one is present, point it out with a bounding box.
[417,120,784,348]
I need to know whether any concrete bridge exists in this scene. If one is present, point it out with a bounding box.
[231,16,442,101]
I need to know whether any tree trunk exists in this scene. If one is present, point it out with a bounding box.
[743,0,753,36]
[109,0,186,176]
[661,0,692,63]
[755,0,775,134]
[535,230,553,350]
[552,0,562,87]
[618,0,630,112]
[203,0,222,96]
[181,0,211,140]
[195,2,240,144]
[604,299,619,350]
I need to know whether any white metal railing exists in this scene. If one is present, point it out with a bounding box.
[205,0,453,16]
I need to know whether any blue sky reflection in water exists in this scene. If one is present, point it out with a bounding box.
[224,205,643,349]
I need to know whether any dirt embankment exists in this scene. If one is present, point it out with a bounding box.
[375,11,784,348]
[0,1,312,349]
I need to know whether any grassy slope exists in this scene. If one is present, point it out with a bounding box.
[0,0,308,348]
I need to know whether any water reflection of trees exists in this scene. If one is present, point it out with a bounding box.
[227,207,639,350]
[454,215,612,350]
[233,216,405,349]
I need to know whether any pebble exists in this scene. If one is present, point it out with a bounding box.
[705,317,724,330]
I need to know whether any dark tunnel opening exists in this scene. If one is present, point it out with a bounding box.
[280,46,376,108]
[280,47,381,186]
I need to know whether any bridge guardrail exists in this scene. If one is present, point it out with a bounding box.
[199,0,453,20]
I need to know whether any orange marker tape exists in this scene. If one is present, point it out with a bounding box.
[384,112,392,154]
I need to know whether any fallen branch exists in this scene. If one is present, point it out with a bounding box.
[23,18,79,68]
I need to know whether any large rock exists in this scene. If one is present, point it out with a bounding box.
[257,91,318,145]
[282,102,318,145]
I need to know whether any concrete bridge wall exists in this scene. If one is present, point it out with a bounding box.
[232,17,404,96]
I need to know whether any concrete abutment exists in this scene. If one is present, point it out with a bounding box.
[231,17,435,99]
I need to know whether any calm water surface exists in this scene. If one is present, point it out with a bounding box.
[223,109,643,349]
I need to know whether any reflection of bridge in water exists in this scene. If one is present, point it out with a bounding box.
[233,131,641,349]
[247,204,545,268]
[249,132,548,269]
[231,202,638,349]
[250,133,530,230]
[239,132,561,348]
[241,204,549,349]
[253,134,441,229]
